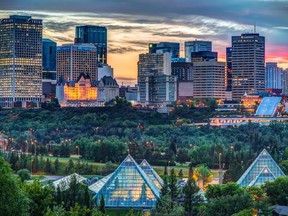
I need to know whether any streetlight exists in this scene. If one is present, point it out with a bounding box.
[219,153,223,185]
[76,145,80,159]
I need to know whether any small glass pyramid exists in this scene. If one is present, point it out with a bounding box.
[140,159,164,189]
[237,149,285,187]
[89,155,160,209]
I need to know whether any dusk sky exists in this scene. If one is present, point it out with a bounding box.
[1,0,288,84]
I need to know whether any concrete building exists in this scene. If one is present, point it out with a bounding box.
[149,42,180,58]
[265,62,282,90]
[191,51,217,62]
[171,62,193,81]
[231,33,265,100]
[0,15,43,107]
[97,76,119,102]
[185,40,212,62]
[75,25,107,64]
[97,64,113,80]
[193,61,226,99]
[57,44,97,82]
[56,73,97,107]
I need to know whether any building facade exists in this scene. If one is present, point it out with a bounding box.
[226,47,232,91]
[149,42,179,58]
[265,62,282,90]
[97,64,114,80]
[191,51,217,62]
[171,62,193,81]
[75,25,107,64]
[282,69,288,95]
[184,40,212,62]
[56,73,97,106]
[0,15,43,107]
[97,76,119,102]
[57,44,97,82]
[193,61,226,99]
[231,33,265,100]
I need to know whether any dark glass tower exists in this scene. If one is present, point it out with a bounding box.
[0,15,43,107]
[231,33,265,100]
[75,25,107,64]
[148,42,180,58]
[42,38,56,72]
[226,47,232,91]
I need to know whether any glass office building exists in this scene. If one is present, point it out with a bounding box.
[237,149,285,187]
[75,25,107,64]
[0,15,43,107]
[89,155,160,209]
[149,42,180,59]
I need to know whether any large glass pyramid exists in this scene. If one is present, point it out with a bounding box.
[237,149,285,187]
[140,159,164,189]
[89,155,160,209]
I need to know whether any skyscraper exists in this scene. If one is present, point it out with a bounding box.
[265,62,282,90]
[0,15,43,107]
[185,40,212,62]
[226,47,232,91]
[231,33,265,100]
[75,25,107,64]
[148,42,180,58]
[56,44,97,82]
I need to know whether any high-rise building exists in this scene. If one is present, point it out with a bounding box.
[231,33,265,100]
[171,62,193,81]
[137,53,176,104]
[56,44,97,82]
[75,25,107,64]
[226,47,232,91]
[149,42,180,58]
[193,61,226,99]
[282,69,288,95]
[0,15,43,107]
[265,62,282,90]
[191,51,217,62]
[185,40,212,62]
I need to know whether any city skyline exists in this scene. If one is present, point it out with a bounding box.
[1,0,288,84]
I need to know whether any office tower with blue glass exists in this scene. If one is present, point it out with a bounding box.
[149,42,180,58]
[0,15,43,107]
[185,40,212,62]
[226,47,232,91]
[75,25,107,64]
[265,62,282,90]
[231,33,265,100]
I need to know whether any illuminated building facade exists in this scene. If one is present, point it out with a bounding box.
[89,155,160,209]
[231,33,265,100]
[240,94,263,113]
[56,73,97,106]
[75,25,107,64]
[56,44,97,82]
[185,40,212,62]
[0,15,43,107]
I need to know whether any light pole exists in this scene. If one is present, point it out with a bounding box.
[219,153,223,185]
[76,145,80,159]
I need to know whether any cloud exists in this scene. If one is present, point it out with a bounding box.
[274,27,288,30]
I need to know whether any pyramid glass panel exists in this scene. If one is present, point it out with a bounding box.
[90,155,160,209]
[140,159,164,189]
[255,97,281,116]
[237,149,285,187]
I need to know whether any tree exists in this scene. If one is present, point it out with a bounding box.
[193,164,213,189]
[45,205,66,216]
[279,160,288,175]
[264,176,288,205]
[17,168,31,181]
[54,158,60,172]
[0,156,30,215]
[169,168,178,202]
[178,169,183,179]
[26,179,53,216]
[153,194,185,216]
[99,194,105,215]
[45,158,52,173]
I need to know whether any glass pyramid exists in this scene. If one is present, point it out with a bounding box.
[140,159,164,189]
[89,155,160,209]
[237,149,285,187]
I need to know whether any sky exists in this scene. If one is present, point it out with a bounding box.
[1,0,288,85]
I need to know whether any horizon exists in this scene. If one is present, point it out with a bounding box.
[1,0,288,85]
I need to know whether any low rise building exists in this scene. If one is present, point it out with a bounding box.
[97,76,119,102]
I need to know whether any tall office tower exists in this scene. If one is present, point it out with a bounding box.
[226,47,232,91]
[42,38,57,99]
[282,69,288,95]
[193,61,226,99]
[75,25,107,64]
[137,53,176,104]
[231,33,265,100]
[0,15,43,107]
[191,51,217,62]
[265,62,282,90]
[56,44,98,82]
[148,42,180,58]
[185,40,212,62]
